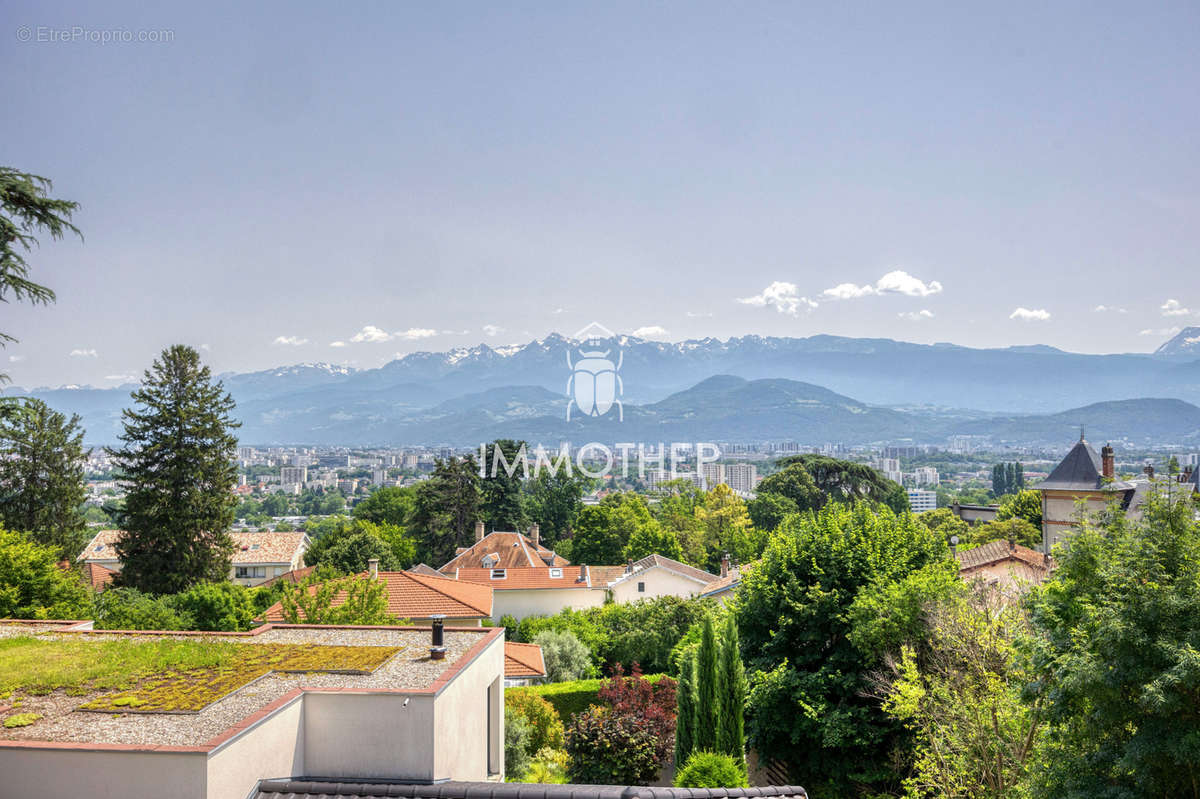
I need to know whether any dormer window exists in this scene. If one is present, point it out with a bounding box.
[491,568,506,579]
[549,568,562,578]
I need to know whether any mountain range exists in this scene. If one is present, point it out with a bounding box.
[13,331,1200,446]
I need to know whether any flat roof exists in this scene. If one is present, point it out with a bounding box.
[0,622,501,750]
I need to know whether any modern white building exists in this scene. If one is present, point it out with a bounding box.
[725,462,758,493]
[907,488,938,512]
[280,466,307,485]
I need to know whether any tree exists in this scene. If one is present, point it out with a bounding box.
[716,613,747,761]
[598,662,677,766]
[0,398,90,559]
[697,484,761,572]
[523,469,584,547]
[260,493,290,517]
[506,691,565,753]
[914,507,969,543]
[623,518,683,562]
[505,705,533,778]
[675,651,699,768]
[737,503,956,795]
[277,571,396,625]
[479,439,530,532]
[0,525,90,618]
[1025,495,1200,797]
[172,581,255,632]
[565,706,661,785]
[746,491,799,533]
[695,614,719,752]
[778,454,908,512]
[351,486,414,527]
[569,504,625,565]
[996,489,1042,529]
[755,462,820,511]
[0,168,80,383]
[409,455,479,566]
[107,345,240,594]
[959,517,1041,551]
[881,586,1041,799]
[533,629,592,682]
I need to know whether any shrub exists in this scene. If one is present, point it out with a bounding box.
[674,751,748,788]
[533,629,591,682]
[565,706,661,786]
[598,663,676,764]
[276,572,396,625]
[524,747,568,784]
[506,690,564,752]
[3,712,41,729]
[92,587,191,630]
[172,582,254,631]
[507,674,673,726]
[499,614,520,639]
[504,705,532,779]
[0,526,91,619]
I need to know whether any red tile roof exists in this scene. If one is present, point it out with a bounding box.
[504,642,546,679]
[261,570,493,621]
[78,530,308,566]
[257,566,316,589]
[605,554,715,586]
[440,531,570,573]
[956,540,1052,574]
[454,565,594,589]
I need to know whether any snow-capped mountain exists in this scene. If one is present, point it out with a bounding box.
[1154,327,1200,360]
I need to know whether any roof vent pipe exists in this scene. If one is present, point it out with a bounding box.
[430,614,446,660]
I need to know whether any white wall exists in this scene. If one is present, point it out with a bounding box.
[0,747,207,799]
[432,632,506,780]
[491,587,606,622]
[302,692,437,781]
[206,695,305,799]
[608,567,707,604]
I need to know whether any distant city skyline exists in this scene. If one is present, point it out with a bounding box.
[3,1,1199,387]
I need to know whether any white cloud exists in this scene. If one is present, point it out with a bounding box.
[1161,299,1192,317]
[823,270,943,301]
[329,341,347,348]
[633,325,670,339]
[737,282,817,316]
[441,329,470,335]
[482,324,505,337]
[396,328,437,340]
[69,348,98,357]
[1009,307,1051,321]
[199,343,211,351]
[350,325,393,343]
[8,355,24,362]
[1094,305,1127,313]
[273,335,309,346]
[685,311,714,318]
[1139,326,1182,337]
[875,270,943,297]
[898,309,935,321]
[823,282,877,300]
[553,308,565,315]
[104,374,136,383]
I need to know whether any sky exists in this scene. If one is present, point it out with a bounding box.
[3,1,1199,388]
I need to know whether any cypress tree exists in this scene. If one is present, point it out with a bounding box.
[716,613,747,760]
[695,614,720,751]
[1016,461,1025,490]
[107,345,240,594]
[0,398,90,560]
[991,464,1003,496]
[1005,463,1017,496]
[675,650,699,767]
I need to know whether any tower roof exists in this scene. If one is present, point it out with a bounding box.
[1039,439,1131,491]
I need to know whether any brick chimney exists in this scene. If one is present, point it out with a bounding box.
[1101,444,1115,480]
[529,523,540,548]
[368,558,379,579]
[475,520,485,544]
[576,564,588,584]
[720,553,731,578]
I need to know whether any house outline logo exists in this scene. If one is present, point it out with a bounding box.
[566,322,624,422]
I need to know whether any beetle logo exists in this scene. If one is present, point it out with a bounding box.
[567,322,624,422]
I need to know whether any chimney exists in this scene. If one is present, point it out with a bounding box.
[1144,465,1155,479]
[1101,444,1115,480]
[368,558,379,579]
[430,614,446,660]
[720,553,731,578]
[1008,537,1016,553]
[529,523,540,548]
[625,558,633,575]
[576,564,588,584]
[475,520,485,544]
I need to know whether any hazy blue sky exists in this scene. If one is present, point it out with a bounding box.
[3,1,1199,387]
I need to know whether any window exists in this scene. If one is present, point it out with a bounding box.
[637,581,645,593]
[235,566,267,579]
[491,568,506,579]
[549,568,562,578]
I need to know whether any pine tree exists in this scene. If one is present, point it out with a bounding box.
[410,455,480,565]
[675,650,699,767]
[480,439,530,532]
[716,613,747,760]
[107,345,240,594]
[0,398,90,560]
[695,614,720,751]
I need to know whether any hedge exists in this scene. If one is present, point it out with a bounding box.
[507,674,669,725]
